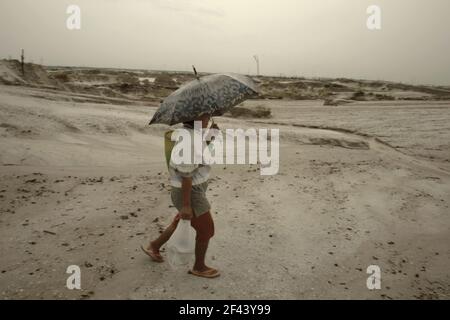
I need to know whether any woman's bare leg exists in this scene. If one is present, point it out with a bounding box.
[148,215,180,252]
[191,212,217,273]
[193,240,212,272]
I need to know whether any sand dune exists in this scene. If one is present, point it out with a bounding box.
[3,59,450,104]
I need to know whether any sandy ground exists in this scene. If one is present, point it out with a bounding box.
[0,84,449,299]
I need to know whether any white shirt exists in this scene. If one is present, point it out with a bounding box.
[168,126,215,188]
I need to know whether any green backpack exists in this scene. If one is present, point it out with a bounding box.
[164,130,175,169]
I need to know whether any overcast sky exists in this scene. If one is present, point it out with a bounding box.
[1,0,449,85]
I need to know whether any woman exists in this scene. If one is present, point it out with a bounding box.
[142,113,220,279]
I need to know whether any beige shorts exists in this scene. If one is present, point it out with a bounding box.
[170,181,211,217]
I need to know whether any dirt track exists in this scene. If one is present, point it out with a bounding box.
[0,85,449,299]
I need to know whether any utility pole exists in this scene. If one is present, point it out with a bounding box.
[253,55,260,76]
[21,49,25,76]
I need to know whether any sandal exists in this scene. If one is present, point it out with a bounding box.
[188,268,220,278]
[140,245,164,263]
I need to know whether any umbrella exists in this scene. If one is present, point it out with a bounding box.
[149,72,258,125]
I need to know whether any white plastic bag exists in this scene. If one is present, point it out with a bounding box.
[166,219,196,268]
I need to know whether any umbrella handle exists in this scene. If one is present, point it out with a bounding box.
[192,65,199,80]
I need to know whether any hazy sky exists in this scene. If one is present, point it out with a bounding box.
[1,0,449,85]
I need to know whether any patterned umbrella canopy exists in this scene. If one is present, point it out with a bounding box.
[149,73,258,125]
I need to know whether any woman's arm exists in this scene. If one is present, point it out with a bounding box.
[180,176,193,220]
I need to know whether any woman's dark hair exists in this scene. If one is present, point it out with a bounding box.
[183,120,195,128]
